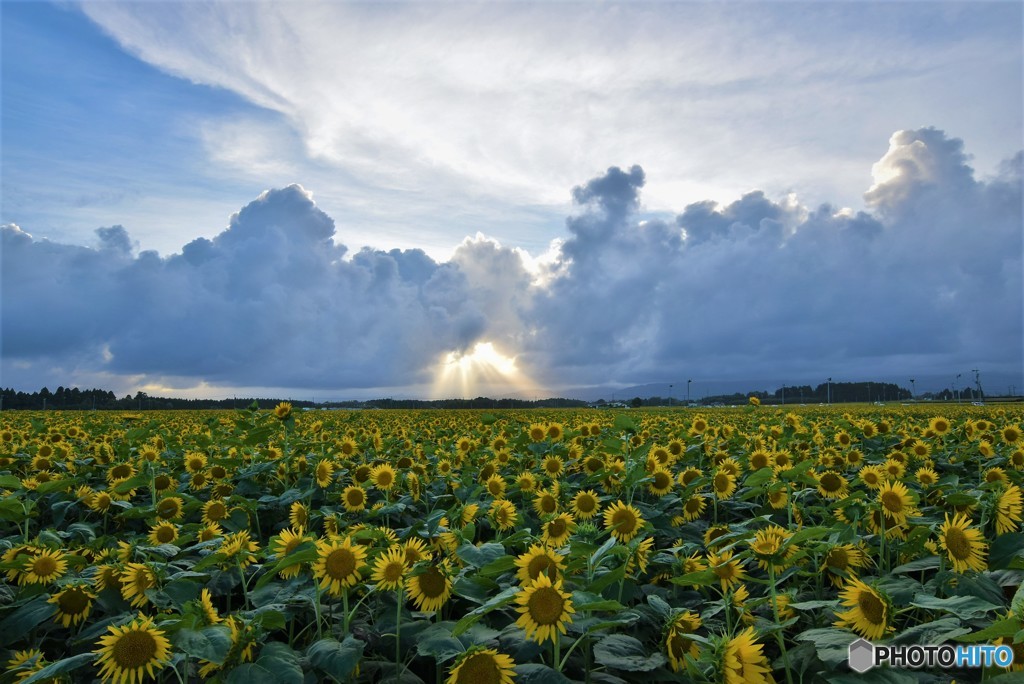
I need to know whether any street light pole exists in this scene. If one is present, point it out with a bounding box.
[686,379,692,404]
[956,373,962,403]
[827,377,832,405]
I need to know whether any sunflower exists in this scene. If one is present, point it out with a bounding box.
[406,562,453,612]
[750,525,794,572]
[542,455,564,478]
[485,474,507,499]
[877,480,917,526]
[197,588,221,625]
[648,468,675,496]
[939,513,988,573]
[201,499,229,525]
[94,613,171,684]
[1002,425,1022,446]
[514,573,575,644]
[676,494,705,523]
[198,522,224,542]
[708,550,746,592]
[979,441,996,458]
[49,583,96,628]
[88,490,113,514]
[313,537,367,596]
[446,646,516,684]
[822,543,869,587]
[269,527,311,579]
[528,424,547,442]
[664,610,702,672]
[314,459,335,488]
[712,470,737,500]
[928,416,951,436]
[145,521,178,547]
[514,544,566,585]
[20,548,68,585]
[816,470,848,499]
[401,538,433,566]
[289,501,309,528]
[721,627,774,684]
[7,649,46,684]
[915,466,939,488]
[341,485,368,513]
[120,563,157,608]
[155,496,183,521]
[490,499,518,531]
[371,546,408,591]
[533,489,559,517]
[833,578,891,640]
[273,402,292,420]
[603,501,645,542]
[371,464,397,491]
[748,449,772,471]
[570,490,601,520]
[996,485,1023,535]
[183,451,207,474]
[858,465,885,490]
[541,513,576,548]
[218,530,260,570]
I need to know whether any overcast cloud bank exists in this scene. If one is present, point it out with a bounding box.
[2,128,1021,398]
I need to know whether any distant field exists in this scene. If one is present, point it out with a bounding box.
[1,403,1023,683]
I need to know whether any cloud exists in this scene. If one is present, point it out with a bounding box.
[2,128,1021,396]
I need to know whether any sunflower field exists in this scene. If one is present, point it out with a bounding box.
[2,402,1024,684]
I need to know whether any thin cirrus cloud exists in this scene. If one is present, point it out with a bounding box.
[76,1,1022,229]
[2,127,1021,398]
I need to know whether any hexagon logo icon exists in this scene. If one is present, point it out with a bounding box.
[848,638,875,673]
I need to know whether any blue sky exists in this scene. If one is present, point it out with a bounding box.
[2,1,1022,399]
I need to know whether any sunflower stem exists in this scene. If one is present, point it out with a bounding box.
[314,584,323,640]
[395,588,402,675]
[237,558,251,611]
[553,634,562,673]
[768,563,795,684]
[343,588,350,633]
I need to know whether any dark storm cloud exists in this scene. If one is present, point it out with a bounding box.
[2,128,1020,394]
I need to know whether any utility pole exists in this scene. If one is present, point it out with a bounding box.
[827,377,832,405]
[973,369,983,400]
[956,374,962,403]
[910,378,916,399]
[686,379,692,404]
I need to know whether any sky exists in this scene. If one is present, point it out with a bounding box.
[2,0,1022,400]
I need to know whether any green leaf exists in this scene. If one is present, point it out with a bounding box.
[0,496,27,522]
[825,670,917,684]
[172,625,232,665]
[612,415,637,435]
[225,642,303,684]
[456,542,506,569]
[254,542,318,590]
[0,596,58,640]
[909,594,1000,619]
[113,472,150,494]
[890,616,971,645]
[990,533,1024,570]
[890,556,941,574]
[415,624,465,664]
[0,474,21,489]
[306,636,365,681]
[743,467,776,488]
[958,617,1021,643]
[668,568,717,588]
[452,586,519,636]
[17,653,96,684]
[513,664,572,684]
[794,628,858,667]
[592,634,667,672]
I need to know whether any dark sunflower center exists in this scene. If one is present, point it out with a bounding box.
[820,474,843,492]
[112,629,158,669]
[456,653,501,684]
[713,473,731,492]
[376,472,393,486]
[612,508,637,534]
[547,519,567,538]
[668,633,692,659]
[383,562,403,583]
[527,586,565,625]
[157,500,179,518]
[59,587,90,613]
[827,548,849,569]
[153,475,171,491]
[347,490,365,506]
[206,502,227,520]
[418,567,447,598]
[111,464,132,479]
[528,555,555,580]
[945,527,972,560]
[684,498,701,514]
[576,495,596,513]
[880,491,904,513]
[653,472,672,489]
[857,590,885,626]
[32,555,57,576]
[751,454,769,469]
[155,527,176,543]
[325,549,357,580]
[540,496,557,514]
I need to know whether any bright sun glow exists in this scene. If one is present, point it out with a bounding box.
[431,341,540,399]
